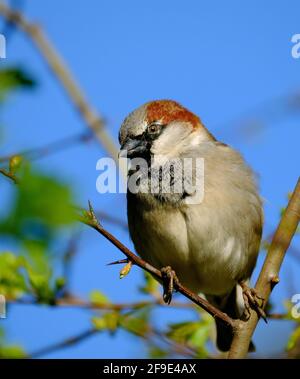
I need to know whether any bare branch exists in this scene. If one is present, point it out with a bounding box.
[28,323,197,359]
[266,313,290,320]
[0,130,94,164]
[0,168,18,183]
[29,328,97,358]
[228,177,300,358]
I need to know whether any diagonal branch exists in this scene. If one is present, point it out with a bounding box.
[0,168,18,183]
[0,2,119,162]
[28,323,197,359]
[0,130,94,164]
[79,202,235,328]
[29,328,98,358]
[228,177,300,358]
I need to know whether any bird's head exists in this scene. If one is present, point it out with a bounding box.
[119,100,215,159]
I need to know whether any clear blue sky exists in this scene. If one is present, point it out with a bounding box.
[0,0,299,357]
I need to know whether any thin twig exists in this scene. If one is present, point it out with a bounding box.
[0,130,94,164]
[79,202,235,328]
[266,313,290,320]
[0,168,18,183]
[61,233,82,296]
[9,294,195,311]
[28,323,197,359]
[29,328,98,358]
[0,2,119,162]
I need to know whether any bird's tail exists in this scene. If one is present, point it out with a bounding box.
[208,285,255,352]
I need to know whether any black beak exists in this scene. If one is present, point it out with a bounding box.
[119,138,148,158]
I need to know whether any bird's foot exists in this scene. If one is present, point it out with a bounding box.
[161,266,179,305]
[239,281,267,323]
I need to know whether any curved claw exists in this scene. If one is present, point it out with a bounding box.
[240,281,267,323]
[161,266,178,305]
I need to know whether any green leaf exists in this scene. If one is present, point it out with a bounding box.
[0,164,76,243]
[0,327,27,358]
[25,244,55,304]
[0,344,27,359]
[148,345,168,359]
[188,324,210,350]
[91,312,120,333]
[0,245,64,304]
[91,316,108,331]
[89,290,110,306]
[0,252,27,299]
[287,326,300,351]
[104,312,120,332]
[166,321,199,344]
[166,317,213,358]
[139,272,159,296]
[283,300,300,321]
[54,277,66,292]
[9,155,23,175]
[120,314,150,337]
[27,269,54,304]
[0,67,36,102]
[26,241,52,277]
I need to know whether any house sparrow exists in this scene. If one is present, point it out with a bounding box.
[119,100,263,351]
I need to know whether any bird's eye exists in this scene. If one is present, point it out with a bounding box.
[147,123,162,134]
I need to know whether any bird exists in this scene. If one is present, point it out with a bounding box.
[118,99,263,352]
